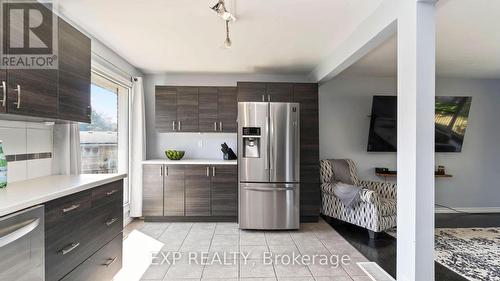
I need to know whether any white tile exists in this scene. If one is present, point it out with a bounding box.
[6,161,27,183]
[27,128,52,153]
[265,232,294,246]
[240,259,275,278]
[27,159,52,179]
[214,223,239,235]
[314,277,352,281]
[0,126,26,155]
[212,234,239,246]
[240,231,267,246]
[307,264,350,277]
[240,245,269,260]
[202,262,239,279]
[273,262,312,277]
[165,260,204,279]
[140,262,170,280]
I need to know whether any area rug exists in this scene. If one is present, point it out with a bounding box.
[385,227,500,281]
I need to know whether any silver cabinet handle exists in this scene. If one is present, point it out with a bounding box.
[0,218,39,248]
[105,218,118,226]
[104,257,118,267]
[60,242,80,255]
[62,204,80,213]
[165,166,168,176]
[212,166,216,177]
[106,189,118,196]
[160,165,163,176]
[261,94,265,102]
[267,94,270,102]
[178,121,181,131]
[0,81,5,107]
[13,85,21,109]
[172,121,176,131]
[219,122,223,131]
[206,166,210,177]
[214,122,217,131]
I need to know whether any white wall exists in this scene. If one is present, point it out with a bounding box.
[319,75,500,209]
[144,73,311,159]
[0,121,53,183]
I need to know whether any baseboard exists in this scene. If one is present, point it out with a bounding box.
[435,207,500,214]
[145,216,238,222]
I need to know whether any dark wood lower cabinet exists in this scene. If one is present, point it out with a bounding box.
[211,165,238,216]
[164,166,185,216]
[61,234,123,281]
[143,164,238,220]
[45,180,123,281]
[185,166,211,216]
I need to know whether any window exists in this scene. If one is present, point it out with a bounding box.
[80,71,131,205]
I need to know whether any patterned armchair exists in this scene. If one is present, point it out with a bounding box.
[320,159,397,238]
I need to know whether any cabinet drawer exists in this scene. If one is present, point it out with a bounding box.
[92,180,123,208]
[45,190,92,229]
[45,210,101,281]
[91,200,123,248]
[61,233,123,281]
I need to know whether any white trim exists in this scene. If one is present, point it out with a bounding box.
[435,207,500,214]
[123,204,132,226]
[92,55,133,88]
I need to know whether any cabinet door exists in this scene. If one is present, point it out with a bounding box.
[198,87,218,132]
[218,87,237,132]
[293,83,320,221]
[142,165,164,216]
[156,86,177,132]
[0,69,5,113]
[164,165,185,216]
[177,87,199,132]
[266,83,293,102]
[185,165,211,216]
[211,165,238,216]
[7,69,58,118]
[58,19,91,123]
[237,82,266,102]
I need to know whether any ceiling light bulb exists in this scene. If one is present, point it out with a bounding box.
[224,37,232,48]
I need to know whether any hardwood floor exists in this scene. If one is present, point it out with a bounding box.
[322,213,500,281]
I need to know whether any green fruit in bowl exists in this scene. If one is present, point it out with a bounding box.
[165,150,185,160]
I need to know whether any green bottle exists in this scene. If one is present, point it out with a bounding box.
[0,141,7,189]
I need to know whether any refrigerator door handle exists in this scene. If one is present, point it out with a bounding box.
[264,111,269,170]
[243,186,294,192]
[269,109,274,171]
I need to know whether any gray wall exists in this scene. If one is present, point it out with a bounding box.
[319,75,500,210]
[145,73,311,159]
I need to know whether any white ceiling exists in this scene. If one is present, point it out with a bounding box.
[58,0,383,75]
[341,0,500,79]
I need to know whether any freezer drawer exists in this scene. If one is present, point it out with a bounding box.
[239,183,299,230]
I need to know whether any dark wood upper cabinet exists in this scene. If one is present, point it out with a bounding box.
[58,19,91,123]
[211,165,238,216]
[155,86,178,132]
[266,83,293,102]
[0,10,91,122]
[237,82,266,102]
[163,165,185,216]
[177,87,199,132]
[217,87,237,132]
[199,87,218,132]
[7,69,58,118]
[0,69,6,113]
[185,166,211,216]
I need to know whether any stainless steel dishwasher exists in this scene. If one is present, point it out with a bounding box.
[0,205,44,281]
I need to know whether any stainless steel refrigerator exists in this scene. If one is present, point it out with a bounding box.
[238,102,300,230]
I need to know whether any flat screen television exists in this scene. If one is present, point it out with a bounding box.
[367,95,472,152]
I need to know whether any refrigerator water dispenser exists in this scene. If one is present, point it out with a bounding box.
[242,127,261,158]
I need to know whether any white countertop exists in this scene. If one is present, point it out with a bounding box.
[143,159,237,165]
[0,173,127,217]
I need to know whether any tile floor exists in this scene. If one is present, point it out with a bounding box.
[116,219,373,281]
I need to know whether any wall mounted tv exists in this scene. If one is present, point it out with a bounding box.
[367,95,472,152]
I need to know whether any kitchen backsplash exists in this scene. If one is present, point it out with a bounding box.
[0,120,53,183]
[149,132,237,160]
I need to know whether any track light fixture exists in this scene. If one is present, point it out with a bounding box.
[211,0,236,22]
[224,20,232,48]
